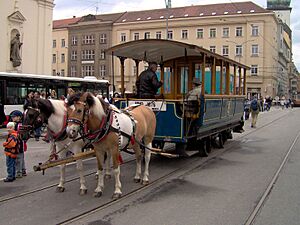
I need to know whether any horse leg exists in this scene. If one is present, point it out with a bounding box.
[57,164,66,192]
[76,159,88,195]
[133,145,142,183]
[94,149,104,198]
[111,150,122,199]
[104,151,112,179]
[142,144,152,185]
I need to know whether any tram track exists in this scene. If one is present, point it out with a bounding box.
[0,158,136,203]
[58,110,293,225]
[245,127,300,225]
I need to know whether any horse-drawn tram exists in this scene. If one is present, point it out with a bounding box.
[107,39,249,157]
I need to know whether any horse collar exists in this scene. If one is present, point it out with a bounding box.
[48,110,68,141]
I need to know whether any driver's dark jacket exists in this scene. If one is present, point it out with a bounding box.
[136,69,162,98]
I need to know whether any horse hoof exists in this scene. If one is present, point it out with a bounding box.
[142,180,149,185]
[79,189,87,195]
[93,191,102,198]
[112,193,122,199]
[56,187,65,192]
[134,178,141,183]
[105,174,112,179]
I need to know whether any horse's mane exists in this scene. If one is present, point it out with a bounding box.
[48,99,65,116]
[66,92,82,106]
[38,99,55,118]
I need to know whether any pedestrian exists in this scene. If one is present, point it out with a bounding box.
[250,96,261,128]
[48,90,57,99]
[10,110,27,178]
[24,90,34,107]
[136,62,163,99]
[3,122,19,182]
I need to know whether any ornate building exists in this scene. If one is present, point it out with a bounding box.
[0,0,54,74]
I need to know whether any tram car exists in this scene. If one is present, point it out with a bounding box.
[107,39,249,156]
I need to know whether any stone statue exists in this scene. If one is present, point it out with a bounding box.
[10,33,23,67]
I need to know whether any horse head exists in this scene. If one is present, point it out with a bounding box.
[66,92,107,139]
[23,99,55,135]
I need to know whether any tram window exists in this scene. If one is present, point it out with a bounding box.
[180,67,188,94]
[164,67,172,94]
[156,66,161,94]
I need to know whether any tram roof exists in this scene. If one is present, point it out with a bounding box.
[107,39,249,69]
[0,72,110,84]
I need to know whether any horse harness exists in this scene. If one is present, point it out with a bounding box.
[68,101,137,152]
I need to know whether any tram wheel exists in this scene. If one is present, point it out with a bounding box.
[218,133,224,149]
[199,136,211,157]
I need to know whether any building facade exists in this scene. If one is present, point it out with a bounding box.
[110,2,287,98]
[52,17,80,77]
[67,13,124,82]
[0,0,54,74]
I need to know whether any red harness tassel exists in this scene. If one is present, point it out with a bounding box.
[118,154,123,165]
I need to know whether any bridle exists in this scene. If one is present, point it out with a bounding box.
[67,100,90,135]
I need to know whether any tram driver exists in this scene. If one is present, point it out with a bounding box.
[136,62,163,99]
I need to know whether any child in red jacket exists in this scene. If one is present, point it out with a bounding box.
[3,122,19,182]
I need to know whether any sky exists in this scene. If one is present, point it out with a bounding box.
[53,0,299,71]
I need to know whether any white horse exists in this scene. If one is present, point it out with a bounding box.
[23,99,94,195]
[66,92,157,199]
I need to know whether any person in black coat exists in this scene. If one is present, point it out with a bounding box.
[136,62,163,99]
[0,100,6,127]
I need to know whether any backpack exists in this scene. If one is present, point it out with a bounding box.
[250,99,258,111]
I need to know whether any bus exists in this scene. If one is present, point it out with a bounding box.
[0,72,109,123]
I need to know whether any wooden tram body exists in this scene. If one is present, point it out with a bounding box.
[107,39,249,156]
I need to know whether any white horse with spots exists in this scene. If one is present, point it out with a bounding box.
[23,99,102,195]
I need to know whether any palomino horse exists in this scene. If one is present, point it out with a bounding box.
[23,99,89,195]
[66,92,156,199]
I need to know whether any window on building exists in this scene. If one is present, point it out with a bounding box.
[82,35,95,44]
[236,27,243,37]
[52,40,56,48]
[82,65,94,76]
[61,69,65,76]
[222,45,229,56]
[81,49,95,60]
[156,31,162,39]
[181,30,188,39]
[251,65,258,75]
[61,39,65,47]
[61,53,65,63]
[251,44,259,56]
[52,69,56,76]
[209,28,216,38]
[100,49,105,60]
[100,33,107,44]
[52,54,56,63]
[120,33,126,42]
[236,45,242,56]
[100,65,106,77]
[223,27,229,37]
[71,36,77,46]
[144,32,150,39]
[210,46,216,53]
[134,33,139,40]
[70,66,76,77]
[167,30,173,40]
[71,50,77,60]
[197,28,203,39]
[251,25,259,36]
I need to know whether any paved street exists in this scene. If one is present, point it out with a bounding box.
[0,107,299,225]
